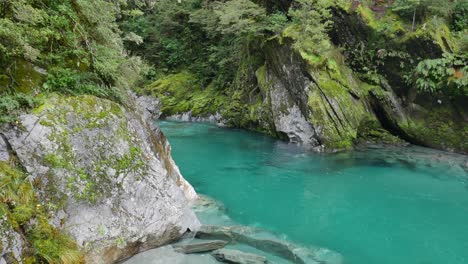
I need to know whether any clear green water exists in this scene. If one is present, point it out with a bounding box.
[159,121,468,264]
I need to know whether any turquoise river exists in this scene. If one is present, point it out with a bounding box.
[159,121,468,264]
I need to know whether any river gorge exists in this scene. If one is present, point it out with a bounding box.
[130,121,468,264]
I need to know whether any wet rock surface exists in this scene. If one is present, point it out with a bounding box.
[196,225,342,264]
[122,245,219,264]
[173,240,229,254]
[211,248,268,264]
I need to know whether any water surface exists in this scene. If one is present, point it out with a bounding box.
[160,121,468,264]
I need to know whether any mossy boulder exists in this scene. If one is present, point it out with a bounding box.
[1,94,200,263]
[140,72,227,118]
[370,90,468,153]
[262,39,373,151]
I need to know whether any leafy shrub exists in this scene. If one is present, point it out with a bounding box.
[452,0,468,31]
[43,68,123,101]
[0,93,39,123]
[413,53,467,95]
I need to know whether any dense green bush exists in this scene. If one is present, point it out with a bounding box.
[413,53,467,95]
[43,68,123,101]
[0,93,39,123]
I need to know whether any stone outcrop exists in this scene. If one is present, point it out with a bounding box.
[1,94,200,263]
[261,40,371,151]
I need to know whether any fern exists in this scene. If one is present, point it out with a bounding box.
[412,53,467,95]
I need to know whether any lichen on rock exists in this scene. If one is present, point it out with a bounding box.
[1,94,200,263]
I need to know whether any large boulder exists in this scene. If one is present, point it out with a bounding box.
[1,94,200,263]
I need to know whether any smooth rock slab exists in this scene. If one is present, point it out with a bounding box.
[196,225,342,264]
[211,249,267,264]
[123,245,219,264]
[173,240,228,254]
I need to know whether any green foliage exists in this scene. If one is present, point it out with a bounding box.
[207,0,268,36]
[121,0,287,88]
[412,53,467,95]
[43,68,123,101]
[28,216,83,264]
[452,0,468,31]
[141,71,227,116]
[392,0,465,29]
[189,0,271,86]
[0,93,39,123]
[0,0,145,119]
[0,161,84,263]
[285,0,333,64]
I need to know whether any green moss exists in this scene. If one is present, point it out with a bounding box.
[307,58,369,151]
[141,72,228,117]
[356,5,407,38]
[357,117,405,145]
[31,95,135,204]
[401,107,468,152]
[11,60,45,94]
[0,161,83,263]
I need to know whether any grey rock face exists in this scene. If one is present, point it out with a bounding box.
[211,249,267,264]
[268,73,319,147]
[2,95,200,263]
[134,94,197,201]
[0,134,10,162]
[165,111,226,127]
[0,222,23,264]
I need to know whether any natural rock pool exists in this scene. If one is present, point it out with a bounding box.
[158,121,468,264]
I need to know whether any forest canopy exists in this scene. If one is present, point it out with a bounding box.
[0,0,467,123]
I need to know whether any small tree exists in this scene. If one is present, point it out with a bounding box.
[286,0,333,61]
[393,0,460,30]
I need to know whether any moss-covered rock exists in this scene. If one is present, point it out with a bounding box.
[330,4,467,154]
[1,94,200,263]
[148,39,377,152]
[0,161,84,264]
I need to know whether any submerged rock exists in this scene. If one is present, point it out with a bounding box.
[173,240,228,254]
[211,248,267,264]
[196,225,342,264]
[123,245,219,264]
[1,95,200,263]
